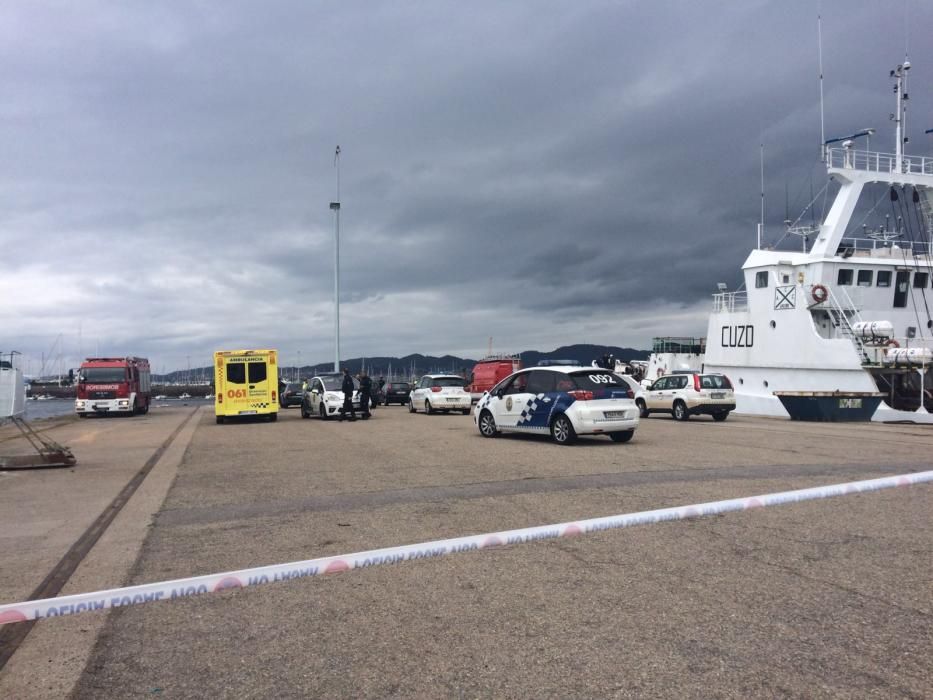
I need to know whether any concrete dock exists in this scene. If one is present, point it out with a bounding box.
[1,406,931,697]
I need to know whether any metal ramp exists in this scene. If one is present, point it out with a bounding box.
[0,416,77,470]
[1,351,76,470]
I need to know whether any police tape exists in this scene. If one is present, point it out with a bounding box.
[1,470,930,625]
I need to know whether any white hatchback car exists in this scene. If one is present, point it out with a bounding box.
[474,366,639,445]
[409,374,471,414]
[301,373,360,420]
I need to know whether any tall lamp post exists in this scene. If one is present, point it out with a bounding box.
[330,145,341,372]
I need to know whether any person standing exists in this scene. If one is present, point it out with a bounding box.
[359,370,373,419]
[339,367,356,421]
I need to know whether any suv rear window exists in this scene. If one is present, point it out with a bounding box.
[699,375,732,389]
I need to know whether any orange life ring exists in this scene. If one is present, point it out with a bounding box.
[885,339,900,349]
[811,284,828,304]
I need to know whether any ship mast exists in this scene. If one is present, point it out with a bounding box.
[891,60,910,173]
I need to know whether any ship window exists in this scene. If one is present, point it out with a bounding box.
[857,270,873,287]
[877,270,892,287]
[755,271,768,288]
[913,272,929,288]
[837,269,853,286]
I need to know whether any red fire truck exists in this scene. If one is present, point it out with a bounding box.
[75,357,151,417]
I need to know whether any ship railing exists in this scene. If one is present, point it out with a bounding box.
[712,291,748,313]
[826,147,933,176]
[837,237,932,257]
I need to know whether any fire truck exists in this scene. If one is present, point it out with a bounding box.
[75,357,151,417]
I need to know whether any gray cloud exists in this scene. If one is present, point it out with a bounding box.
[2,1,931,374]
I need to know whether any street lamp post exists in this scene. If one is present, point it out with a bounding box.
[330,145,341,372]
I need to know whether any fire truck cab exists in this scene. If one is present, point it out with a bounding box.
[75,357,151,417]
[214,349,279,424]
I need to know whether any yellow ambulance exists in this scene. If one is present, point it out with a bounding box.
[214,349,279,424]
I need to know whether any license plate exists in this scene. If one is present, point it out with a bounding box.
[238,410,257,415]
[446,397,459,402]
[711,393,725,399]
[603,410,626,419]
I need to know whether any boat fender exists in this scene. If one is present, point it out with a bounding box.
[885,339,900,349]
[811,284,828,304]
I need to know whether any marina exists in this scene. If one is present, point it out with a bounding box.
[0,406,930,696]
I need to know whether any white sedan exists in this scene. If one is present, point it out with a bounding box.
[409,374,472,414]
[473,366,639,444]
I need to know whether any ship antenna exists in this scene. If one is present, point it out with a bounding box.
[818,10,826,161]
[759,141,764,249]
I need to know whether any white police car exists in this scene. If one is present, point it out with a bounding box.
[473,366,639,445]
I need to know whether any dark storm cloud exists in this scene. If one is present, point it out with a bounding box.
[2,1,932,372]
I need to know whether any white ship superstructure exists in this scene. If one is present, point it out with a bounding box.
[704,60,933,422]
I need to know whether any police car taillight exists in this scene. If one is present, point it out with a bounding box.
[431,386,443,392]
[568,389,594,401]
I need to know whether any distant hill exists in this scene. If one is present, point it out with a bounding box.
[154,344,649,383]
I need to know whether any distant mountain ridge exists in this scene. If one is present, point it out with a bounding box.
[154,344,649,383]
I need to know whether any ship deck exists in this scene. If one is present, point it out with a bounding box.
[1,405,931,697]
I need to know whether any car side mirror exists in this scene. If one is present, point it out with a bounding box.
[495,389,504,399]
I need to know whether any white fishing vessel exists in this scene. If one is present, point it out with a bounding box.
[704,59,933,422]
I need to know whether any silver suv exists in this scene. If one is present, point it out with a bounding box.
[639,373,735,421]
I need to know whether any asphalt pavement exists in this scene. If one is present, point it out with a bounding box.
[1,405,931,697]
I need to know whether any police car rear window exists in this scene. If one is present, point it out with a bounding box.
[431,377,464,387]
[570,371,626,390]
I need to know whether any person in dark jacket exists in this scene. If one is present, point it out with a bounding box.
[359,370,373,419]
[338,368,356,421]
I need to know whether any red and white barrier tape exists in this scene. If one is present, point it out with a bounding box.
[1,470,930,625]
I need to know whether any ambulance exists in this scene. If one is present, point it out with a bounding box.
[214,349,279,424]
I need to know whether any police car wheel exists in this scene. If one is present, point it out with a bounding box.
[301,404,310,419]
[425,400,434,415]
[673,401,690,421]
[609,430,634,443]
[319,404,329,420]
[712,411,729,422]
[461,409,471,415]
[551,415,577,445]
[478,410,498,437]
[408,399,416,413]
[636,399,649,418]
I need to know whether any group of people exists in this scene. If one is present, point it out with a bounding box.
[337,368,385,422]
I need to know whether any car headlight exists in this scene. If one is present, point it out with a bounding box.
[325,392,341,401]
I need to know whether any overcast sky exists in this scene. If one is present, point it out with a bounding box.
[3,1,932,374]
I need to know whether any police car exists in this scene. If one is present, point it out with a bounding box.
[473,366,639,445]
